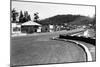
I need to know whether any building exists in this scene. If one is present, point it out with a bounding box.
[49,25,54,32]
[21,21,41,33]
[11,23,21,34]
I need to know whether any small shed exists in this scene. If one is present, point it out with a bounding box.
[21,21,41,33]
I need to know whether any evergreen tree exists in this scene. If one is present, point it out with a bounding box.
[27,15,31,21]
[23,11,31,22]
[24,11,28,18]
[19,11,24,23]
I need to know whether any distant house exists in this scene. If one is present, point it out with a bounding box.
[21,21,41,33]
[41,24,57,32]
[11,23,21,34]
[49,24,60,32]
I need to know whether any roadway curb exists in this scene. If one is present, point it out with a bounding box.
[52,38,92,61]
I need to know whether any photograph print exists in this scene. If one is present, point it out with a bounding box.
[11,0,96,67]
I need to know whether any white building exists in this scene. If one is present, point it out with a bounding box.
[37,27,42,32]
[49,25,54,32]
[11,23,21,34]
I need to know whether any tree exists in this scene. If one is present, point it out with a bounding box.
[24,11,28,18]
[19,10,24,23]
[23,11,31,22]
[11,8,18,23]
[27,15,31,21]
[34,12,39,22]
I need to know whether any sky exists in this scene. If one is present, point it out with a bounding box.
[12,1,95,20]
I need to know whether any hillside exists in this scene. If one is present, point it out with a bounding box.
[70,16,94,25]
[38,14,95,25]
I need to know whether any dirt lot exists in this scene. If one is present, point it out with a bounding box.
[11,29,95,66]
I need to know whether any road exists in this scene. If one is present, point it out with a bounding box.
[11,29,95,66]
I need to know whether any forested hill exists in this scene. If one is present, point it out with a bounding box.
[38,14,95,25]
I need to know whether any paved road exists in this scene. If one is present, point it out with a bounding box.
[11,29,94,66]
